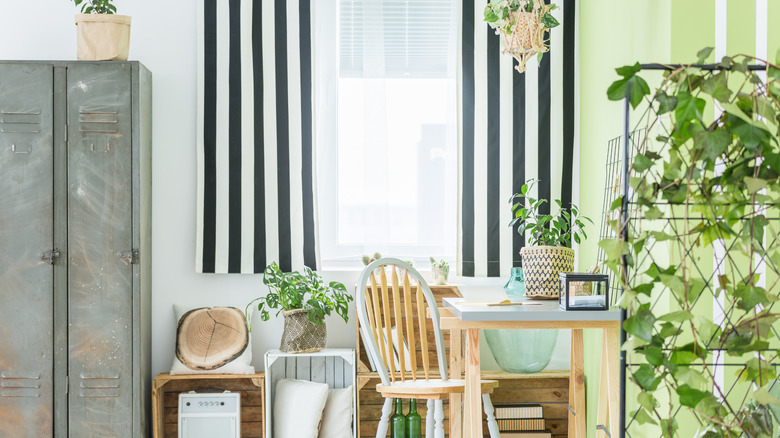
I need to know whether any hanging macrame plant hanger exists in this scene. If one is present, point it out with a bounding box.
[495,1,551,73]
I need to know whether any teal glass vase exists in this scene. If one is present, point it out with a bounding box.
[504,267,525,299]
[484,328,558,373]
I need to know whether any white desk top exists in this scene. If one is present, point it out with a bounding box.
[442,297,622,322]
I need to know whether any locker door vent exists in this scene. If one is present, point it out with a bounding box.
[0,371,41,398]
[79,110,119,134]
[79,374,120,398]
[0,110,42,133]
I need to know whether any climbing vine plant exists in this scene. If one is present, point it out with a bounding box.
[602,48,780,437]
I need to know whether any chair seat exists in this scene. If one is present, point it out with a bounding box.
[376,378,498,400]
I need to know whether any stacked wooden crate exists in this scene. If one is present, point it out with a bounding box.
[151,373,265,438]
[354,284,569,438]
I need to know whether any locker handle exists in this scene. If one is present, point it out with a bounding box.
[11,144,30,154]
[90,142,111,153]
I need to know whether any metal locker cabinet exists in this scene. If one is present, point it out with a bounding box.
[0,61,152,437]
[67,63,135,437]
[0,63,56,437]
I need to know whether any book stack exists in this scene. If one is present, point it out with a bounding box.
[493,403,552,438]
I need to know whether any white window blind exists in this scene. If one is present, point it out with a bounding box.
[315,0,458,269]
[339,0,457,78]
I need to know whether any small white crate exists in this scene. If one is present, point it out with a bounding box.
[264,348,356,438]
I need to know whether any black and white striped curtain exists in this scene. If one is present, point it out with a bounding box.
[458,0,577,277]
[196,0,317,274]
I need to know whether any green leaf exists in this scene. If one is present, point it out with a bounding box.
[753,387,780,406]
[633,364,663,390]
[696,47,714,64]
[676,384,709,408]
[624,306,655,342]
[655,91,678,115]
[484,10,499,22]
[674,91,706,131]
[700,71,732,103]
[734,284,773,310]
[632,408,658,425]
[729,114,771,150]
[694,129,731,161]
[675,367,709,391]
[598,238,626,260]
[607,63,650,109]
[659,418,678,438]
[638,391,659,411]
[744,176,768,194]
[540,12,559,28]
[657,310,693,322]
[633,154,655,172]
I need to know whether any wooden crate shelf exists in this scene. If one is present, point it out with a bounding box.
[152,372,265,438]
[357,370,569,438]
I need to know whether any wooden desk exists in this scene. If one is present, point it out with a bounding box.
[441,297,621,438]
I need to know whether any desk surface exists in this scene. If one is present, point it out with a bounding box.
[442,297,622,322]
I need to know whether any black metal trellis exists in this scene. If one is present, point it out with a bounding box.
[615,63,773,438]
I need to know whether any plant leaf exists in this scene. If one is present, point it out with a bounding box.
[676,384,709,408]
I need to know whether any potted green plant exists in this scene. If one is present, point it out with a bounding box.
[246,262,352,353]
[511,178,591,298]
[72,0,132,61]
[483,0,560,73]
[429,257,450,285]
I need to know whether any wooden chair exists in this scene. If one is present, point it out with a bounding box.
[356,258,501,438]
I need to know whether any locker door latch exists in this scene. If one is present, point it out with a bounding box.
[119,249,139,265]
[41,249,60,265]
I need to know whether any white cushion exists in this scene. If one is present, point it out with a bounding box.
[169,304,255,375]
[318,386,354,438]
[274,379,330,438]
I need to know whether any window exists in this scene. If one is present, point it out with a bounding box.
[314,0,458,269]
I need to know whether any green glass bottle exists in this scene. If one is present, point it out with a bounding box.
[390,398,406,438]
[405,398,422,438]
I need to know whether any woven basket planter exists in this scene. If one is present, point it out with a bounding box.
[521,246,575,299]
[498,11,546,73]
[280,309,326,353]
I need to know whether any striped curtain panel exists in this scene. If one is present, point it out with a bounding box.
[196,0,317,274]
[458,0,577,277]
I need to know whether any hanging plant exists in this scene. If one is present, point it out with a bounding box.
[602,48,780,437]
[483,0,560,73]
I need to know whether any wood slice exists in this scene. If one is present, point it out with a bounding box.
[175,307,249,371]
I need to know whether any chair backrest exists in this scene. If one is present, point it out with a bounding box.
[355,258,449,386]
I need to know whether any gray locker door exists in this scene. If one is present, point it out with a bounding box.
[66,63,133,438]
[0,64,55,436]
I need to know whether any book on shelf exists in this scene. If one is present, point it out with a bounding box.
[496,418,546,431]
[499,432,552,438]
[494,403,544,420]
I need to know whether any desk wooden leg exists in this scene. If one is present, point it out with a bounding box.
[597,334,609,437]
[605,328,620,435]
[570,329,585,438]
[449,328,463,438]
[466,328,482,438]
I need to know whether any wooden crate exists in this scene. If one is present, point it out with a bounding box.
[356,370,569,438]
[355,284,462,373]
[152,373,265,438]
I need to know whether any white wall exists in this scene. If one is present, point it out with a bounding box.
[0,0,569,377]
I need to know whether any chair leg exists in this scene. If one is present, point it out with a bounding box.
[434,399,445,438]
[426,399,435,437]
[482,393,501,438]
[377,398,393,438]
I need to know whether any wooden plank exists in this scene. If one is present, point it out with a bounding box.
[570,329,585,438]
[163,421,262,438]
[465,328,481,437]
[605,328,620,437]
[440,318,621,330]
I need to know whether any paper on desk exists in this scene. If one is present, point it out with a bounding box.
[460,300,543,307]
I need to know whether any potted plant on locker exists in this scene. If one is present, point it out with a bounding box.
[72,0,132,61]
[246,262,353,353]
[511,178,591,299]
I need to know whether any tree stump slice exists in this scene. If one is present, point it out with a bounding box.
[175,307,249,371]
